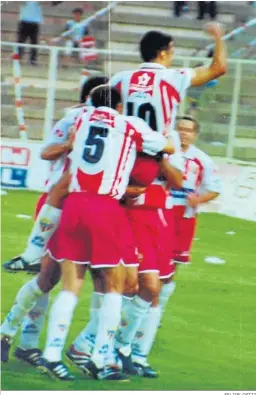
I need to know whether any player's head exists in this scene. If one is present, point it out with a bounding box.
[140,31,174,68]
[90,85,122,112]
[80,76,109,103]
[72,7,83,22]
[176,116,200,147]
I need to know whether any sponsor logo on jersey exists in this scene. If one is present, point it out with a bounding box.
[89,110,115,127]
[40,217,55,232]
[128,71,155,96]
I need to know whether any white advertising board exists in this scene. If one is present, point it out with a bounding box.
[201,163,256,222]
[0,139,48,192]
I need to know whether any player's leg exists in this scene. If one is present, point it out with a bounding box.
[159,208,176,318]
[81,195,131,381]
[83,265,128,381]
[39,259,86,381]
[130,209,174,377]
[4,171,69,272]
[115,209,160,375]
[1,253,60,363]
[15,253,61,365]
[67,268,105,368]
[175,211,197,265]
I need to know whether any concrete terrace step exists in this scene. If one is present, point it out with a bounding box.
[1,1,106,18]
[112,9,234,30]
[123,1,250,16]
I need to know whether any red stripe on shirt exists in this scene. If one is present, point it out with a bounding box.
[159,80,180,124]
[110,123,131,196]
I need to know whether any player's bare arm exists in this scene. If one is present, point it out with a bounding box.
[187,190,219,208]
[41,128,74,161]
[191,22,227,87]
[159,158,183,189]
[162,137,176,155]
[125,185,146,198]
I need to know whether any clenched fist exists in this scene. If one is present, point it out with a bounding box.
[204,22,224,39]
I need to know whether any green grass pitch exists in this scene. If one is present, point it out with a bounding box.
[1,190,256,391]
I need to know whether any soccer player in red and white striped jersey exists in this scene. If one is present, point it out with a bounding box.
[110,24,227,376]
[38,85,175,381]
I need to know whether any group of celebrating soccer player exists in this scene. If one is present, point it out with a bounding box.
[1,22,225,382]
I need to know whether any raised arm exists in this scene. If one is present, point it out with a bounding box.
[191,22,227,87]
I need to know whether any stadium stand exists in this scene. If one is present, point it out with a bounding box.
[1,1,256,162]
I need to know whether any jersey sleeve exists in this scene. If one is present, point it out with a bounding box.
[201,158,222,194]
[166,68,195,100]
[131,117,167,156]
[42,117,71,148]
[109,71,124,94]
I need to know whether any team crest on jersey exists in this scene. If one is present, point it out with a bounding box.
[128,71,155,96]
[40,217,54,232]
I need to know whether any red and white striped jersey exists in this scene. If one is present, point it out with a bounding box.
[171,145,222,212]
[69,106,168,199]
[43,105,87,192]
[110,62,193,136]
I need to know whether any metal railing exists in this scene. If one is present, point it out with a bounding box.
[1,41,256,164]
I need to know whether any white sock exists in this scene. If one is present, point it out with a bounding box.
[121,296,133,326]
[132,306,161,366]
[105,295,133,366]
[159,282,176,319]
[91,293,122,369]
[74,292,104,355]
[19,293,49,350]
[22,204,62,263]
[115,295,151,356]
[43,290,78,362]
[1,278,43,338]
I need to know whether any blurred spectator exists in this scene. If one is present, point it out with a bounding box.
[17,1,43,65]
[52,1,63,5]
[197,1,217,20]
[173,1,188,17]
[63,8,89,65]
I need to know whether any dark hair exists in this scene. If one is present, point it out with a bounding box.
[177,116,200,133]
[90,85,121,109]
[140,31,173,62]
[72,8,83,14]
[80,76,109,103]
[207,49,214,58]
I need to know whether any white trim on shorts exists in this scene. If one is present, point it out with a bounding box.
[159,272,175,280]
[138,269,160,274]
[46,249,90,265]
[173,259,191,265]
[122,262,139,267]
